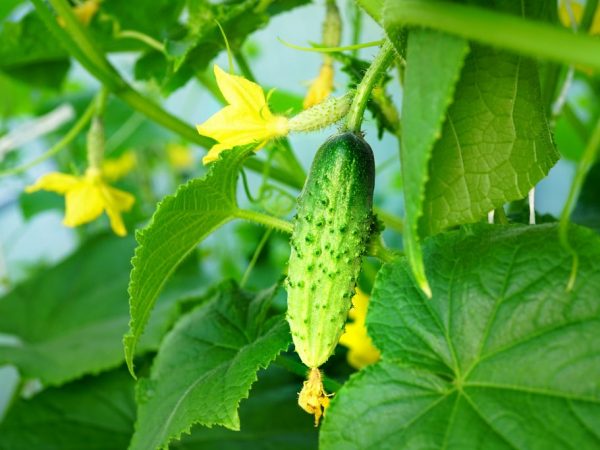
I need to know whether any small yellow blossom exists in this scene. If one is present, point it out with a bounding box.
[102,151,137,182]
[196,65,289,165]
[58,0,101,27]
[303,63,334,109]
[25,168,135,237]
[559,0,600,33]
[339,288,381,369]
[167,144,194,170]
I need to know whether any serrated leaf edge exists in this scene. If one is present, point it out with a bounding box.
[124,148,253,375]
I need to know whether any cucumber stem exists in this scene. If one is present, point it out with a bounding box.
[367,235,401,263]
[345,39,396,132]
[234,209,294,234]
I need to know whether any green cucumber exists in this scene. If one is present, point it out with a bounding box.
[286,131,375,370]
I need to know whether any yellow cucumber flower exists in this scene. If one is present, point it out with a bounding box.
[102,151,137,182]
[559,0,600,33]
[58,0,101,27]
[167,144,194,170]
[339,288,381,369]
[303,63,334,109]
[196,65,289,165]
[25,168,135,237]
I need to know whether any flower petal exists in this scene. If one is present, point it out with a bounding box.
[167,144,194,169]
[197,67,289,165]
[101,184,135,236]
[63,181,104,227]
[197,105,271,144]
[214,65,267,111]
[25,172,79,194]
[102,151,137,181]
[339,288,380,369]
[104,185,135,212]
[303,63,334,109]
[201,141,235,165]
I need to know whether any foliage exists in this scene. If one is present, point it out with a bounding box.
[321,223,600,449]
[130,282,290,449]
[1,0,600,449]
[124,146,253,375]
[0,235,187,386]
[0,365,317,450]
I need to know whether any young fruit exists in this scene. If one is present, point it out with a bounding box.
[286,131,375,424]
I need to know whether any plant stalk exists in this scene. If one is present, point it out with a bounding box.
[235,209,294,234]
[387,1,600,72]
[345,39,396,132]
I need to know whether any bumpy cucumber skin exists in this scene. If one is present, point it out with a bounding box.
[286,132,375,368]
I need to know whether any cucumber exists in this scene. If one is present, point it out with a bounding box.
[286,132,375,369]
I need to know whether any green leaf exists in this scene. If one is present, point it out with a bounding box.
[161,0,309,88]
[101,0,185,40]
[396,29,469,295]
[124,147,252,375]
[0,235,194,386]
[0,365,315,450]
[0,12,69,89]
[18,190,64,219]
[393,0,561,294]
[0,368,136,450]
[129,282,291,450]
[421,46,559,236]
[174,367,318,450]
[0,72,42,117]
[321,223,600,449]
[134,50,194,94]
[554,109,587,161]
[356,0,383,23]
[0,0,23,21]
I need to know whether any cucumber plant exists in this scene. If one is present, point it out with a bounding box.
[0,1,599,450]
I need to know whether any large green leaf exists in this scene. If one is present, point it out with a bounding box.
[420,45,559,235]
[124,146,252,375]
[0,368,135,450]
[396,29,469,295]
[390,0,559,294]
[0,235,194,386]
[129,282,291,450]
[321,223,600,449]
